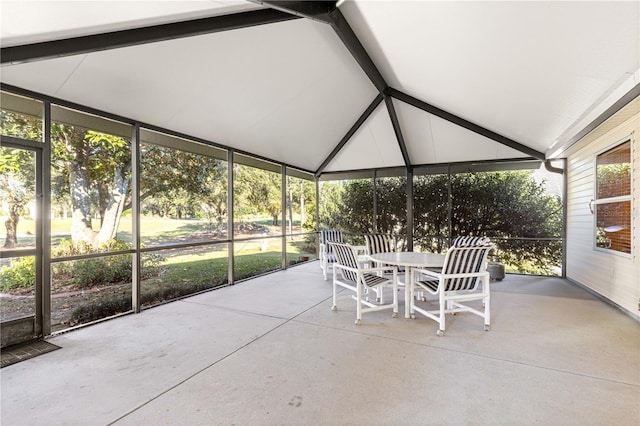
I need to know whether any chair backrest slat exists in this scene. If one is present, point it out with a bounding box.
[452,236,491,247]
[442,245,492,291]
[321,230,343,254]
[329,242,359,282]
[364,234,395,255]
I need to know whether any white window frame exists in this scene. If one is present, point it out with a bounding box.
[592,136,633,257]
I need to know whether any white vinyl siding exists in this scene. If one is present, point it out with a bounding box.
[564,96,639,317]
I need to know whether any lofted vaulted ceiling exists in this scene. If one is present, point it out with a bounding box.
[1,1,639,175]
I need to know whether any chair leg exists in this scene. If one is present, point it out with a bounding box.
[483,278,491,331]
[437,294,446,336]
[322,257,328,280]
[331,270,338,312]
[355,284,362,325]
[392,281,398,318]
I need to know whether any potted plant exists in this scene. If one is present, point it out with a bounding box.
[487,249,505,281]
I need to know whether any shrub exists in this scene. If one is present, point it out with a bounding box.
[69,296,132,325]
[51,238,166,289]
[0,256,35,291]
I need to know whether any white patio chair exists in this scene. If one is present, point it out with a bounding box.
[319,230,344,280]
[414,237,491,302]
[452,235,491,247]
[330,242,399,325]
[411,243,493,336]
[364,233,397,256]
[364,233,400,302]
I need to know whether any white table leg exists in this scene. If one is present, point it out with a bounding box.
[404,267,412,318]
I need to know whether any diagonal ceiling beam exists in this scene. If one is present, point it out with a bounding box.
[256,2,412,170]
[326,8,386,93]
[316,94,384,176]
[249,1,337,22]
[389,88,546,161]
[1,9,300,65]
[326,8,410,168]
[384,96,411,169]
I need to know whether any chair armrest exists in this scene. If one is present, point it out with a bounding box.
[414,268,490,280]
[413,268,442,280]
[366,265,398,274]
[333,263,358,275]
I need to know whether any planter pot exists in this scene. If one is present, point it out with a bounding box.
[487,262,505,281]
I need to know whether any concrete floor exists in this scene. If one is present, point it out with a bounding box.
[1,261,639,425]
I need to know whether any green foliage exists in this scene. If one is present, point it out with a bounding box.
[70,256,132,289]
[0,257,36,291]
[323,171,562,275]
[0,110,42,140]
[234,164,282,225]
[1,147,37,248]
[319,179,374,233]
[69,296,132,325]
[51,239,165,289]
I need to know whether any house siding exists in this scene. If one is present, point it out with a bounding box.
[564,96,639,318]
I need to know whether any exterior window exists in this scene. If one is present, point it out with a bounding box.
[594,140,631,254]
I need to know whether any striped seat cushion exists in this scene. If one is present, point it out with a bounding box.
[321,230,344,244]
[362,273,391,288]
[330,242,359,282]
[417,244,492,292]
[331,242,393,288]
[452,236,491,247]
[364,234,395,254]
[321,230,344,256]
[416,277,439,292]
[442,245,492,291]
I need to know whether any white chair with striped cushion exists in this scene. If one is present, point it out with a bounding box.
[364,233,400,302]
[319,230,344,280]
[452,236,491,247]
[410,243,493,336]
[330,242,398,325]
[364,233,396,255]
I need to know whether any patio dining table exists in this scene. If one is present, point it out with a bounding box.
[368,252,446,318]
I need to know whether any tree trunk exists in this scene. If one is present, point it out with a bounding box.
[95,163,129,245]
[98,182,109,227]
[299,180,305,230]
[4,216,18,249]
[288,177,293,236]
[4,198,27,248]
[69,162,95,245]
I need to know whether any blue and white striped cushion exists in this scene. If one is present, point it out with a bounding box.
[417,244,492,292]
[452,236,491,247]
[364,234,395,254]
[322,230,344,261]
[330,242,359,282]
[442,245,492,291]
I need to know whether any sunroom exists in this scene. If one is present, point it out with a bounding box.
[1,1,638,424]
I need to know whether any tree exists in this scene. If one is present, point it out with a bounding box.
[0,149,35,248]
[51,124,132,246]
[323,171,562,274]
[414,174,449,252]
[0,111,41,248]
[234,166,281,226]
[376,176,407,245]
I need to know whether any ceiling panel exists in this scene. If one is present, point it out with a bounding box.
[324,102,405,172]
[394,99,528,165]
[342,1,640,155]
[2,1,638,174]
[1,18,378,172]
[0,0,263,47]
